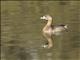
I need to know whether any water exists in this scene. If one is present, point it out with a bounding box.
[1,1,80,60]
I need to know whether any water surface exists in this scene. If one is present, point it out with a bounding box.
[1,1,80,60]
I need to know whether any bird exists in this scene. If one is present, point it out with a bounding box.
[40,15,68,48]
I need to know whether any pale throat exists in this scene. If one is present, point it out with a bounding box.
[43,19,53,31]
[46,19,52,26]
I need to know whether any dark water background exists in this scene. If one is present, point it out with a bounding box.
[1,1,80,60]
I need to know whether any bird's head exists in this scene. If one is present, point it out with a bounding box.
[40,15,52,21]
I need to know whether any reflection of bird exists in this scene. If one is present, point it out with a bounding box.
[40,15,68,48]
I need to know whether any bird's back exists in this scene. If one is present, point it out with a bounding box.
[51,24,66,35]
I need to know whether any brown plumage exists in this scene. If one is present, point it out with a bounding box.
[40,15,68,48]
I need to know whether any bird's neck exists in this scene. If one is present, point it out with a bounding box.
[46,19,52,26]
[43,19,52,31]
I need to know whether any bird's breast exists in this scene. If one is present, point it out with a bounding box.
[43,28,52,34]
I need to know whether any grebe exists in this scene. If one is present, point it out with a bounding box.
[40,15,68,48]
